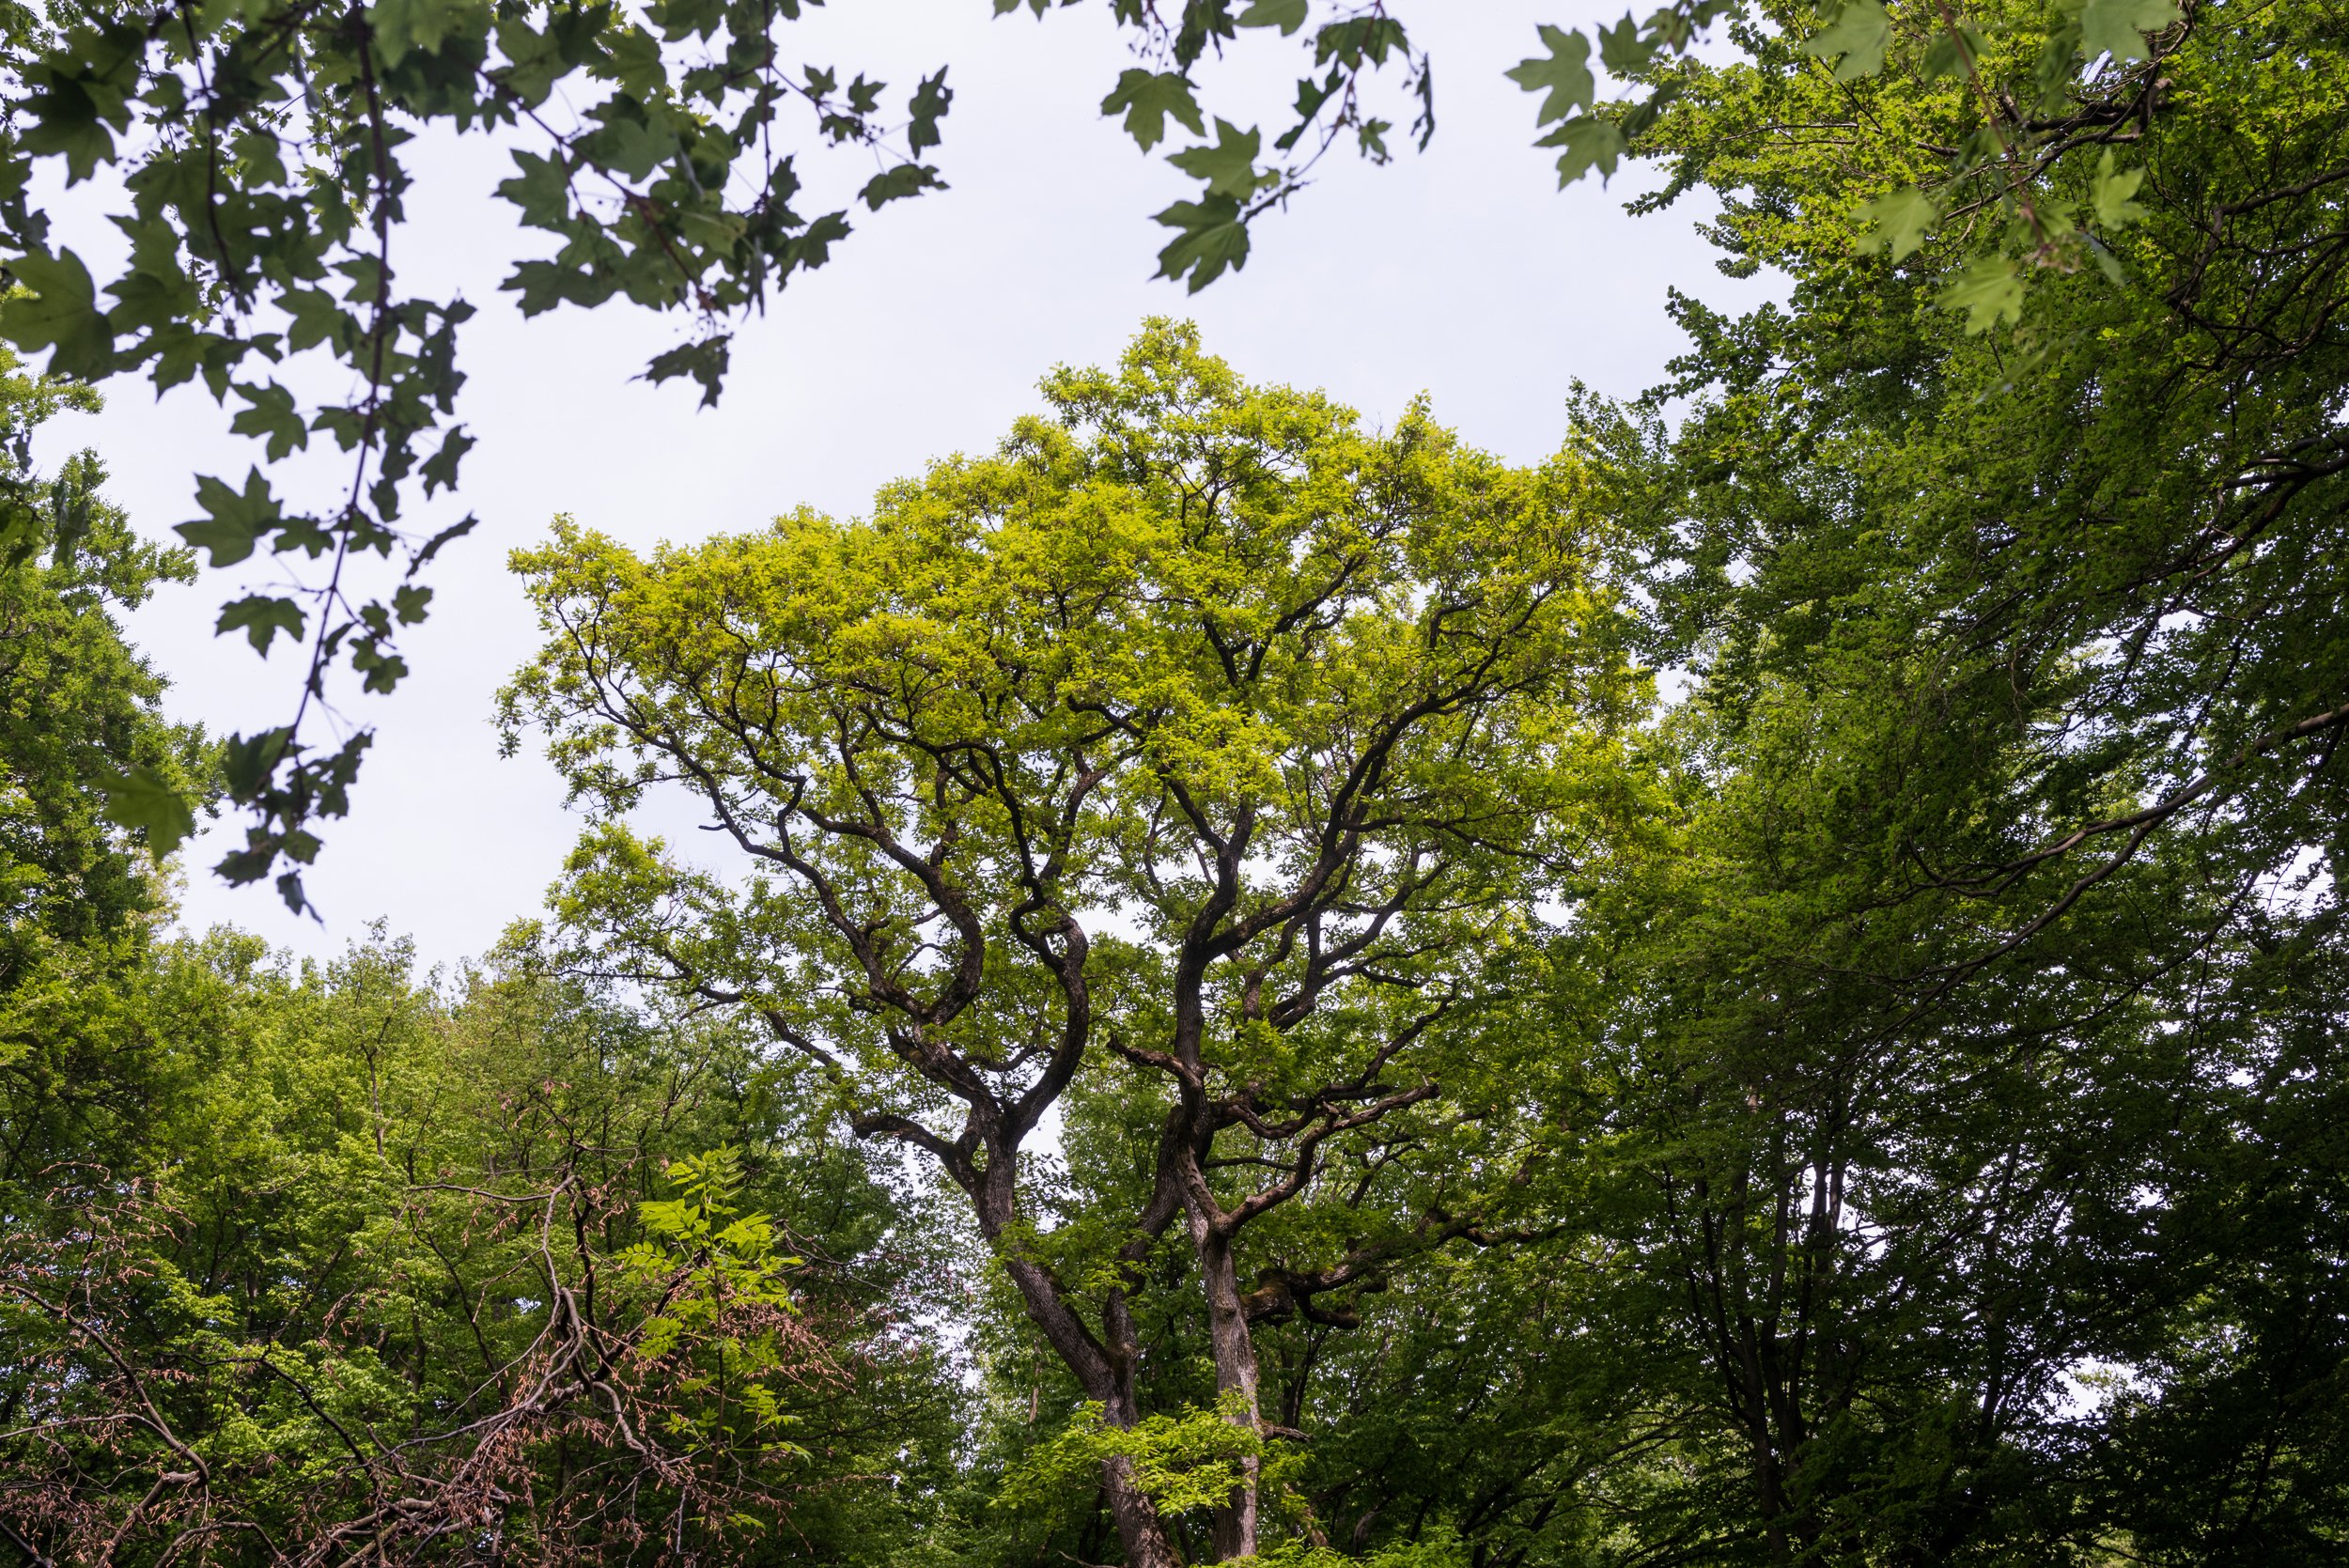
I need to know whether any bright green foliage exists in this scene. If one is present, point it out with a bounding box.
[1631,0,2190,326]
[0,0,2289,915]
[999,1396,1268,1519]
[503,321,1644,1563]
[0,0,1450,911]
[621,1144,815,1454]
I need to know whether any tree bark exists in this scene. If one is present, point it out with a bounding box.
[1191,1196,1264,1560]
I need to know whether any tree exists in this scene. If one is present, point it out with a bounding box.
[1620,0,2349,971]
[0,926,965,1564]
[0,341,210,1203]
[0,342,206,960]
[1471,0,2349,1555]
[500,321,1643,1561]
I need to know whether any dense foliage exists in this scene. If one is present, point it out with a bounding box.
[0,0,2187,908]
[3,1,2346,1564]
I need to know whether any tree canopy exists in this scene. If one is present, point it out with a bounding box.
[3,0,2347,1563]
[500,321,1644,1562]
[0,0,2194,907]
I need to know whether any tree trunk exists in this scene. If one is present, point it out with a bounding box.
[1102,1444,1186,1568]
[1196,1221,1264,1560]
[976,1144,1187,1568]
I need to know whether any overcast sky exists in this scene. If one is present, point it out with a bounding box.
[34,0,1776,968]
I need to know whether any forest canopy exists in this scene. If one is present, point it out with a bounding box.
[3,0,2347,1565]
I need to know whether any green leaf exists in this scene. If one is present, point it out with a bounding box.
[1167,119,1266,201]
[1921,23,1985,81]
[1797,0,1890,83]
[2078,0,2179,61]
[1596,13,1653,76]
[100,764,196,859]
[1505,26,1595,127]
[370,0,484,67]
[280,287,352,353]
[1939,255,2024,332]
[1237,0,1308,36]
[1535,116,1629,187]
[1100,70,1206,153]
[642,334,731,409]
[220,727,293,802]
[2091,147,2147,228]
[177,468,283,567]
[421,427,474,496]
[216,594,307,654]
[1152,193,1252,291]
[1,248,115,379]
[1858,185,1941,261]
[229,380,306,460]
[907,69,952,156]
[411,514,478,571]
[2087,234,2126,285]
[584,110,677,181]
[858,163,944,210]
[496,149,573,229]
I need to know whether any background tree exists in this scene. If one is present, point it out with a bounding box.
[0,923,964,1563]
[1466,0,2349,1557]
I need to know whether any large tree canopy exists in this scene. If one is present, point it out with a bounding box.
[501,321,1644,1562]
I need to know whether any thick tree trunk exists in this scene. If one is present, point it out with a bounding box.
[1101,1426,1186,1568]
[1196,1220,1264,1560]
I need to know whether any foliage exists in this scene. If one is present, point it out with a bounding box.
[0,340,206,967]
[997,1395,1268,1520]
[1463,0,2349,1557]
[0,931,963,1563]
[0,0,2238,909]
[7,2,2349,1553]
[501,319,1644,1564]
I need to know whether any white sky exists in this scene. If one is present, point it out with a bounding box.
[33,0,1776,965]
